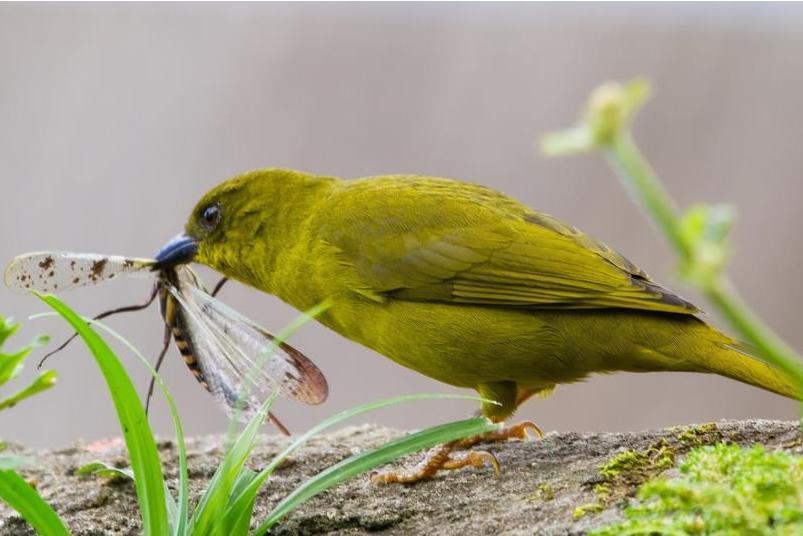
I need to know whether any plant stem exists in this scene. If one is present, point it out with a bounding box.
[604,132,689,259]
[603,130,803,392]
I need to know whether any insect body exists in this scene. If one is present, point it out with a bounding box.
[4,252,328,428]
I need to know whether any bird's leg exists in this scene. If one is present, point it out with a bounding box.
[371,440,500,485]
[453,421,543,450]
[372,383,542,485]
[453,388,543,449]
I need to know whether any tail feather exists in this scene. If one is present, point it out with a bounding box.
[678,322,799,400]
[624,315,799,400]
[699,341,799,400]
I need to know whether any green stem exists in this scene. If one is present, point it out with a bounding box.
[605,132,690,259]
[603,130,803,394]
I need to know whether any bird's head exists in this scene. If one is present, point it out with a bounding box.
[153,168,332,284]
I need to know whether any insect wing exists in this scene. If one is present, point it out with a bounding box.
[5,252,154,294]
[166,267,327,420]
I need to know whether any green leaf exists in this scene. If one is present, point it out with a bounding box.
[0,348,27,386]
[76,461,135,482]
[0,316,20,347]
[256,417,501,534]
[677,203,736,285]
[226,468,260,536]
[75,458,181,524]
[0,315,48,388]
[87,319,188,536]
[223,393,491,532]
[189,391,277,536]
[0,469,71,536]
[195,301,329,536]
[0,370,57,411]
[37,294,169,536]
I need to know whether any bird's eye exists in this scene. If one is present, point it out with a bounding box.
[200,203,221,230]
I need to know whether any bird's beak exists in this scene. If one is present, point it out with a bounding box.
[153,233,198,270]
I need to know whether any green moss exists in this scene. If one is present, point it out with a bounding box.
[673,422,722,447]
[573,502,604,519]
[527,483,555,502]
[576,423,725,520]
[591,444,803,535]
[599,440,676,482]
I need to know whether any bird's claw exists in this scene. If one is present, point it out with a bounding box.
[507,421,543,441]
[370,443,500,485]
[443,450,501,475]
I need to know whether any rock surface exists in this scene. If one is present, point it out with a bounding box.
[1,420,800,535]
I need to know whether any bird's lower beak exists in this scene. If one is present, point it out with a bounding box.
[153,233,198,269]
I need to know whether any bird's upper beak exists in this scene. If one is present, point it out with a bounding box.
[153,233,198,270]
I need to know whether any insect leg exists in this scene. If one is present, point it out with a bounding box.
[37,285,160,369]
[268,412,291,436]
[211,277,228,297]
[145,323,172,416]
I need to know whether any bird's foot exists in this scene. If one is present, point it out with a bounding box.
[370,440,499,485]
[370,421,542,485]
[453,420,543,449]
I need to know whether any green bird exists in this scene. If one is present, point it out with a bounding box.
[154,168,796,482]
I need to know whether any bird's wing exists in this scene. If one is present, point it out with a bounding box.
[316,176,697,314]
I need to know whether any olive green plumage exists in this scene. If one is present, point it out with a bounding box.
[182,168,796,421]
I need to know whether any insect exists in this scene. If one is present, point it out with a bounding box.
[4,251,328,433]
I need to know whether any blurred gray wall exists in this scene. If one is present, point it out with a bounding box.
[1,3,802,448]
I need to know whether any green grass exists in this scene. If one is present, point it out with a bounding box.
[0,315,55,413]
[0,295,499,535]
[0,469,70,536]
[591,444,803,535]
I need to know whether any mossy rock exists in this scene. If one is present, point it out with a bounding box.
[0,420,800,535]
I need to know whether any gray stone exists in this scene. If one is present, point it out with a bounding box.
[0,420,800,535]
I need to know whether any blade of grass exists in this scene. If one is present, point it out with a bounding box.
[223,393,492,531]
[196,301,328,536]
[0,469,71,536]
[226,468,259,536]
[87,318,189,536]
[31,311,190,535]
[256,417,500,533]
[189,391,278,536]
[36,294,169,536]
[76,461,135,481]
[226,299,331,440]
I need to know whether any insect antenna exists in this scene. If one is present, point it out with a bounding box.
[37,285,160,369]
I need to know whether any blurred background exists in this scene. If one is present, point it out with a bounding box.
[2,3,802,448]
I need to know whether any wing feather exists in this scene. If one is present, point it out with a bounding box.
[317,176,697,314]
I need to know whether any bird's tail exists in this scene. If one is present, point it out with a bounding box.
[697,340,798,400]
[663,321,799,400]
